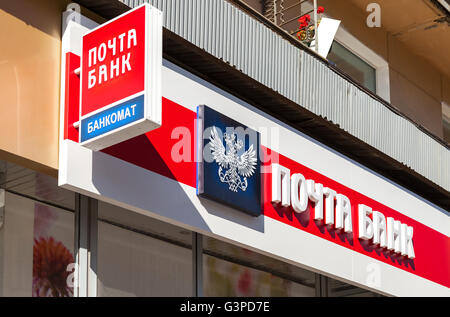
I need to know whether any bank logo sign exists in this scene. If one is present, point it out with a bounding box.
[79,4,162,151]
[209,127,257,192]
[197,106,261,217]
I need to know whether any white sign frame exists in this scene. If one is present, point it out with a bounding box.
[79,4,162,151]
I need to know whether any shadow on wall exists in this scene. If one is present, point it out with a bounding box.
[0,0,68,39]
[359,239,415,270]
[92,130,265,240]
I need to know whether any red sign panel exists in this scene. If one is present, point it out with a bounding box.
[79,4,162,151]
[81,5,146,116]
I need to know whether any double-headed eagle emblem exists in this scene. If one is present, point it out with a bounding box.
[208,127,257,192]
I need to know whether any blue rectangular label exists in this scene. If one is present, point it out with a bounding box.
[80,94,145,143]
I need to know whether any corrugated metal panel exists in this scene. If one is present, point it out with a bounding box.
[300,52,450,190]
[123,0,300,103]
[120,0,449,192]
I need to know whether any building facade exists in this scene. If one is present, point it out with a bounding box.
[0,0,449,297]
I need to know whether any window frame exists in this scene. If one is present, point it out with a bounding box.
[298,1,390,101]
[333,26,391,102]
[442,101,450,142]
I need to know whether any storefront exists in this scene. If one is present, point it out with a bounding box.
[0,2,448,298]
[0,177,386,297]
[45,4,450,297]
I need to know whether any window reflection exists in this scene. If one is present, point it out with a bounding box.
[202,236,316,297]
[328,41,377,93]
[96,202,193,297]
[0,192,74,297]
[204,254,315,297]
[328,277,383,297]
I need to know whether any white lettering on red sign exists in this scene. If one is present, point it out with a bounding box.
[271,163,415,259]
[358,205,415,258]
[87,29,137,89]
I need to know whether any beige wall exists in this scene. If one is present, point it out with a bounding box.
[315,0,389,59]
[443,76,450,107]
[387,33,444,137]
[389,69,443,137]
[311,0,446,139]
[0,0,69,177]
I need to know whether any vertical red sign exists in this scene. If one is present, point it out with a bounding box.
[79,4,162,151]
[81,6,146,115]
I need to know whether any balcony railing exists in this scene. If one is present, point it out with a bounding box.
[114,0,450,194]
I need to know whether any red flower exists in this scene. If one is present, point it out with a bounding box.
[299,14,310,22]
[32,237,74,297]
[317,6,325,14]
[298,14,311,29]
[237,269,252,295]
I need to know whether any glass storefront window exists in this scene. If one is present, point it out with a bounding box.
[0,161,76,211]
[327,277,383,297]
[0,192,75,297]
[96,202,193,297]
[328,41,377,94]
[203,254,316,297]
[97,201,192,247]
[202,236,316,297]
[0,190,386,298]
